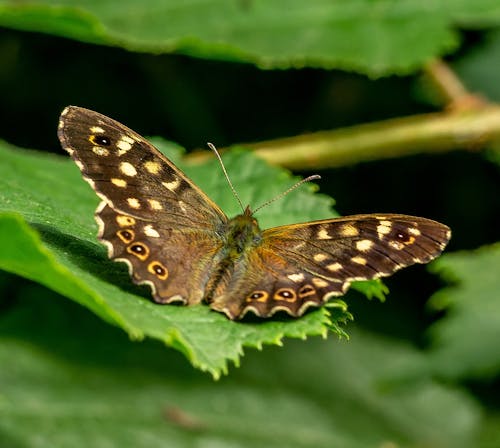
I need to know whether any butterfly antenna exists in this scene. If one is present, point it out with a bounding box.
[253,174,321,214]
[207,142,245,213]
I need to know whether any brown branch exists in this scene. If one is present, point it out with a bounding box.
[424,59,487,110]
[186,105,500,170]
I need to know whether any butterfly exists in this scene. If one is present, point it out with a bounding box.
[58,106,451,320]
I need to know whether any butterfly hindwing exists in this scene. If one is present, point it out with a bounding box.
[96,203,224,305]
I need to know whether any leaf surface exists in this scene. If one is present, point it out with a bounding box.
[1,0,500,75]
[0,141,366,377]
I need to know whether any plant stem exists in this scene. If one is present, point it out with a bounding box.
[424,59,486,110]
[187,105,500,170]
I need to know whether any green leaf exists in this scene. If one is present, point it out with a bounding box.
[426,243,500,380]
[478,412,500,448]
[1,140,377,377]
[1,0,500,75]
[0,288,482,448]
[455,29,500,103]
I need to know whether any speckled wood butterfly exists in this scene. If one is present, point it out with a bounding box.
[58,106,451,320]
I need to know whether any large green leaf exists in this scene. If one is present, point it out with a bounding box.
[0,285,481,448]
[1,140,378,377]
[427,243,500,380]
[1,0,500,75]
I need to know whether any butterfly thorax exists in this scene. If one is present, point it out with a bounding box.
[205,206,262,302]
[224,206,261,254]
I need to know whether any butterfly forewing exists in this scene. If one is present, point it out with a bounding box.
[263,214,451,278]
[58,106,227,230]
[58,106,227,306]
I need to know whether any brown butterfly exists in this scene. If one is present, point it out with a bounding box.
[58,106,451,320]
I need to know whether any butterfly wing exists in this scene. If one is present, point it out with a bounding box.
[58,106,227,305]
[210,214,451,319]
[96,202,224,305]
[58,106,226,228]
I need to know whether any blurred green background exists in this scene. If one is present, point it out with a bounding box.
[0,1,499,447]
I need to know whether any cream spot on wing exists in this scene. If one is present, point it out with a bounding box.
[144,161,161,174]
[117,140,132,153]
[120,162,137,177]
[287,273,305,283]
[144,225,160,238]
[356,239,373,252]
[75,160,84,170]
[314,253,328,262]
[92,146,109,156]
[127,198,141,209]
[162,178,181,191]
[121,135,135,144]
[178,201,187,213]
[377,220,392,238]
[389,240,405,250]
[111,178,127,188]
[293,241,306,250]
[408,227,421,236]
[148,199,163,210]
[327,262,343,271]
[351,256,367,265]
[116,215,136,227]
[317,228,331,240]
[312,278,329,288]
[340,224,359,237]
[90,126,105,134]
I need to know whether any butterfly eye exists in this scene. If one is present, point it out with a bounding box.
[274,288,297,302]
[148,262,168,280]
[298,284,316,299]
[246,291,269,302]
[117,229,134,244]
[93,135,111,146]
[394,230,415,246]
[127,242,149,260]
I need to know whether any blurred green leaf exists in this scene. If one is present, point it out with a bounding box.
[455,29,500,103]
[1,0,500,75]
[427,243,500,380]
[0,286,481,448]
[478,412,500,448]
[1,140,381,377]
